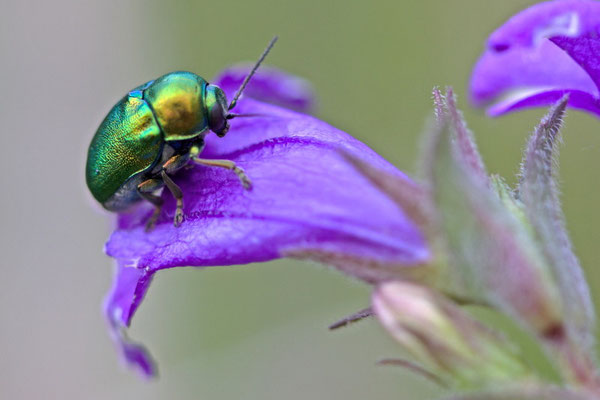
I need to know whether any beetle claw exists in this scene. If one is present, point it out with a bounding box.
[173,208,184,227]
[240,174,252,191]
[230,165,252,190]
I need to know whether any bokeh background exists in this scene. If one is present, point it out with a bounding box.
[2,0,599,398]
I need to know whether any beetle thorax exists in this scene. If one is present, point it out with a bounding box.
[144,72,209,142]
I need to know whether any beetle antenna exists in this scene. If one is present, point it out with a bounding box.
[226,112,268,119]
[228,36,278,111]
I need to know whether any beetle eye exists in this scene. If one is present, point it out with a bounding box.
[206,85,229,136]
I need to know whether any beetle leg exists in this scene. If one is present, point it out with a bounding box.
[159,154,188,227]
[160,170,184,227]
[192,158,252,190]
[137,178,164,232]
[162,153,189,173]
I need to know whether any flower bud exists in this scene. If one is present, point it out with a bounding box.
[373,281,534,389]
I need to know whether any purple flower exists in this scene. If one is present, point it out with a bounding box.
[103,65,428,377]
[470,0,600,117]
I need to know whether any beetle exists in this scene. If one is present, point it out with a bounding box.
[86,37,277,231]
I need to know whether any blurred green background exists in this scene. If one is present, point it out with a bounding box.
[2,0,599,398]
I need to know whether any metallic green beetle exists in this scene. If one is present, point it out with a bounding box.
[86,38,277,231]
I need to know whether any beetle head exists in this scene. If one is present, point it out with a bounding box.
[205,84,229,137]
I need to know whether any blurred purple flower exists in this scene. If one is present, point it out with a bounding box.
[103,65,429,377]
[470,0,600,117]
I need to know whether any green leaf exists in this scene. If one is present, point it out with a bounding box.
[518,96,596,357]
[444,87,488,184]
[423,113,564,337]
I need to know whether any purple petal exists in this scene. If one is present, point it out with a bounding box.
[470,40,597,111]
[490,0,600,89]
[487,0,600,51]
[552,34,600,91]
[108,99,426,268]
[103,78,427,376]
[213,64,316,114]
[470,0,600,115]
[103,261,156,377]
[487,88,600,117]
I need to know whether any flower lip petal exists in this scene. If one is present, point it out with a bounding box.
[103,67,428,377]
[107,126,428,271]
